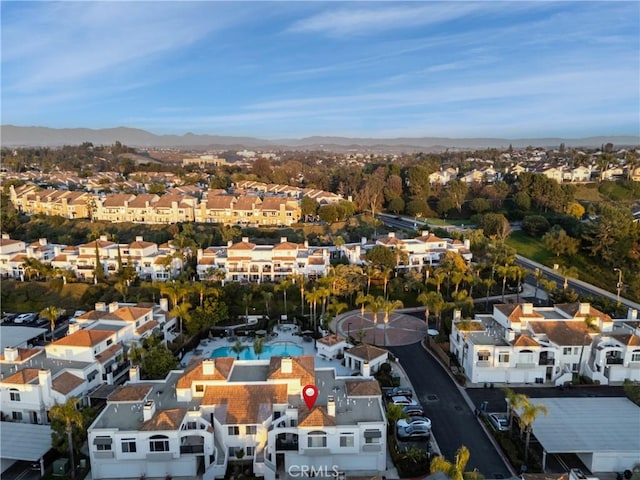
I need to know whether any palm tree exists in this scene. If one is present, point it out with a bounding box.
[49,398,84,479]
[430,445,478,480]
[275,279,292,321]
[253,337,265,359]
[385,402,408,425]
[40,306,60,340]
[114,280,129,302]
[533,268,545,304]
[558,264,579,290]
[127,344,144,366]
[382,299,403,346]
[520,401,549,463]
[231,339,247,360]
[429,269,447,295]
[262,291,273,318]
[161,280,188,310]
[503,388,528,431]
[170,302,192,336]
[497,263,517,303]
[305,288,323,331]
[404,445,428,466]
[365,296,385,345]
[355,291,371,318]
[482,277,496,310]
[242,292,253,323]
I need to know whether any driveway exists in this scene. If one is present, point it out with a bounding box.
[389,343,514,480]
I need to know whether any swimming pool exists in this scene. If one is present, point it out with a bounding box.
[211,342,304,360]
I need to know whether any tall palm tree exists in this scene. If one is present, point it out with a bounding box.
[365,296,385,345]
[520,401,549,463]
[558,265,579,290]
[170,302,192,336]
[430,445,479,480]
[305,288,322,331]
[231,339,247,360]
[275,279,292,321]
[262,291,273,318]
[382,299,403,346]
[533,268,545,304]
[497,263,517,303]
[49,398,84,479]
[40,306,60,340]
[503,388,528,431]
[482,277,496,310]
[385,403,409,426]
[355,291,371,318]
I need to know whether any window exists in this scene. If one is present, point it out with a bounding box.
[9,389,20,401]
[364,430,382,444]
[195,384,204,393]
[340,433,354,447]
[307,431,327,448]
[228,426,239,436]
[106,339,113,346]
[477,352,490,361]
[631,351,640,362]
[573,347,580,355]
[572,363,578,372]
[245,425,257,435]
[563,347,572,355]
[246,446,255,457]
[149,435,169,452]
[12,411,23,421]
[498,353,510,363]
[121,439,137,453]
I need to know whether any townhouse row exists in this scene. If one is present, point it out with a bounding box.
[9,184,304,226]
[450,302,640,385]
[87,355,387,480]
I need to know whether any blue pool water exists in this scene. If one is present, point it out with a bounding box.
[211,342,303,360]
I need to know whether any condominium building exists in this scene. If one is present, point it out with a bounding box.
[450,302,640,385]
[87,355,387,480]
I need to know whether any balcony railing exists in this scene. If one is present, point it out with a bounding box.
[275,439,298,451]
[180,444,204,454]
[606,358,624,365]
[515,362,536,369]
[539,358,555,366]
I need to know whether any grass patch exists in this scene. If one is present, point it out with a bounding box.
[573,183,603,202]
[424,217,470,226]
[506,231,554,265]
[0,280,92,313]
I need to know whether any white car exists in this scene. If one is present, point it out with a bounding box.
[14,313,36,324]
[397,416,432,430]
[390,395,418,406]
[487,413,509,432]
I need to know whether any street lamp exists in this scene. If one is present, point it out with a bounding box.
[614,268,623,306]
[347,322,352,341]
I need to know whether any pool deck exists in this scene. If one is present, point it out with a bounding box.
[180,324,356,376]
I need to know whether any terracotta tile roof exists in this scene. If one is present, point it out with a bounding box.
[82,240,115,249]
[52,371,84,395]
[317,334,346,347]
[273,242,301,250]
[528,321,593,346]
[141,408,187,431]
[205,195,235,209]
[176,358,234,388]
[345,380,382,397]
[0,348,42,363]
[298,406,336,427]
[52,329,113,347]
[95,344,123,363]
[345,344,388,362]
[234,196,260,210]
[101,194,134,207]
[556,303,612,323]
[202,384,288,424]
[2,368,40,385]
[127,194,158,208]
[377,237,404,246]
[108,385,153,402]
[415,234,444,243]
[228,242,256,250]
[136,320,159,335]
[611,334,640,347]
[495,304,544,321]
[199,257,218,265]
[308,257,325,265]
[129,241,156,249]
[114,306,152,322]
[154,194,188,208]
[268,355,315,385]
[512,335,540,347]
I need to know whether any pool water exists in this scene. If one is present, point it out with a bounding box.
[211,342,303,360]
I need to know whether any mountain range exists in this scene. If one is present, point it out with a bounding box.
[1,125,638,152]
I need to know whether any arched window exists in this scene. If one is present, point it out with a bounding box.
[631,349,640,362]
[9,388,20,402]
[307,430,326,448]
[149,435,169,452]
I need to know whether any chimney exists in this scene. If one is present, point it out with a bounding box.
[281,237,288,243]
[202,359,215,375]
[304,240,309,248]
[506,329,516,342]
[38,369,52,389]
[99,235,108,241]
[579,303,590,315]
[363,361,371,378]
[242,237,249,243]
[108,302,119,313]
[361,237,367,246]
[4,347,18,362]
[135,236,143,242]
[281,357,293,374]
[1,233,9,239]
[68,322,81,334]
[522,303,533,314]
[453,309,462,322]
[327,395,336,417]
[39,238,47,246]
[464,239,470,249]
[143,400,156,421]
[95,302,107,311]
[388,232,395,238]
[422,230,430,237]
[129,365,140,383]
[628,308,638,321]
[197,248,203,261]
[159,298,169,312]
[227,240,233,247]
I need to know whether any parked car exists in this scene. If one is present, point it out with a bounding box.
[14,313,37,324]
[487,413,509,432]
[385,386,413,398]
[402,405,425,416]
[397,416,432,430]
[397,423,431,441]
[390,395,418,406]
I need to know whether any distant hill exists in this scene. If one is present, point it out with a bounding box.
[1,125,638,151]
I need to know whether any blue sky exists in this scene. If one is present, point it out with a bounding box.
[2,1,639,139]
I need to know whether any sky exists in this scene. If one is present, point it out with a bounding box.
[1,1,639,139]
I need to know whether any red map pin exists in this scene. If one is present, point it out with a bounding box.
[302,384,319,409]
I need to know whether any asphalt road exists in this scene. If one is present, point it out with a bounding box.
[389,343,513,480]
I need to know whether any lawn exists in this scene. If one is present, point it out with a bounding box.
[1,280,92,313]
[424,217,470,227]
[506,230,554,265]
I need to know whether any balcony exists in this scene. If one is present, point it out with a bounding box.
[180,444,204,454]
[538,358,555,366]
[476,361,491,368]
[606,358,624,365]
[515,363,536,369]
